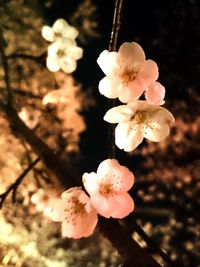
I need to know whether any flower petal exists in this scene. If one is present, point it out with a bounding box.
[98,76,121,99]
[46,56,60,72]
[108,193,134,218]
[137,60,159,87]
[97,50,119,76]
[82,172,99,195]
[60,57,77,73]
[52,18,69,34]
[118,42,145,68]
[145,82,165,105]
[67,46,83,60]
[104,105,133,123]
[90,195,113,218]
[118,82,144,103]
[48,198,67,221]
[115,122,144,151]
[144,122,170,142]
[41,26,54,42]
[96,159,134,192]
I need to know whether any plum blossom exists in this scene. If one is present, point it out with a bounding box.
[104,100,175,152]
[48,187,98,239]
[46,38,83,73]
[42,18,79,42]
[97,42,159,103]
[18,107,41,129]
[82,159,134,218]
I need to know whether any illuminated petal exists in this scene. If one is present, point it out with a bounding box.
[67,46,83,60]
[99,76,121,98]
[118,42,145,68]
[60,57,77,73]
[46,56,60,72]
[52,18,69,34]
[104,105,132,123]
[137,60,159,87]
[144,122,170,142]
[82,172,99,195]
[41,26,54,42]
[115,122,144,151]
[97,50,119,76]
[118,82,144,103]
[145,82,165,105]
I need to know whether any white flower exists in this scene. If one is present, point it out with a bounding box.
[46,38,83,73]
[104,100,175,152]
[42,18,79,42]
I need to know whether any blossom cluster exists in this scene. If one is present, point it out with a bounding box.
[44,159,135,239]
[97,42,175,151]
[42,19,83,73]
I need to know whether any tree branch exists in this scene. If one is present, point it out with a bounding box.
[0,157,40,208]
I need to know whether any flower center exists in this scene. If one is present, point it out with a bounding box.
[121,69,138,84]
[57,49,65,58]
[54,32,62,38]
[99,183,113,195]
[72,199,86,215]
[132,110,148,124]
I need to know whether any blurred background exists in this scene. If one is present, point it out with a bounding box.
[0,0,200,266]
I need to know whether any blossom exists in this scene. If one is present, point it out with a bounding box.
[82,159,134,218]
[42,18,79,42]
[104,100,175,152]
[97,42,159,103]
[18,107,41,129]
[48,187,98,239]
[46,38,83,73]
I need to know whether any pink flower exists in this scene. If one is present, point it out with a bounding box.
[82,159,134,219]
[48,187,98,239]
[97,42,159,103]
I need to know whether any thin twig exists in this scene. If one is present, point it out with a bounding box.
[107,0,124,158]
[6,52,46,63]
[0,33,12,105]
[0,157,40,208]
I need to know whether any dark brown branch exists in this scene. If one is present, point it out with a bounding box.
[6,52,46,63]
[0,157,40,208]
[107,0,124,159]
[98,217,162,267]
[5,105,74,188]
[124,217,176,267]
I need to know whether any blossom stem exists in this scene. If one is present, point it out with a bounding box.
[108,0,124,158]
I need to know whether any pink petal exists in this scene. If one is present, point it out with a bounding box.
[90,195,113,218]
[97,50,119,76]
[137,60,159,87]
[96,159,134,192]
[145,82,165,105]
[118,42,145,68]
[118,82,144,103]
[109,193,134,218]
[98,76,121,99]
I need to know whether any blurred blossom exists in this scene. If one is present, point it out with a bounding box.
[30,188,59,216]
[83,159,134,218]
[46,38,83,73]
[18,107,41,129]
[41,18,79,42]
[97,42,164,104]
[48,187,98,239]
[104,100,175,152]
